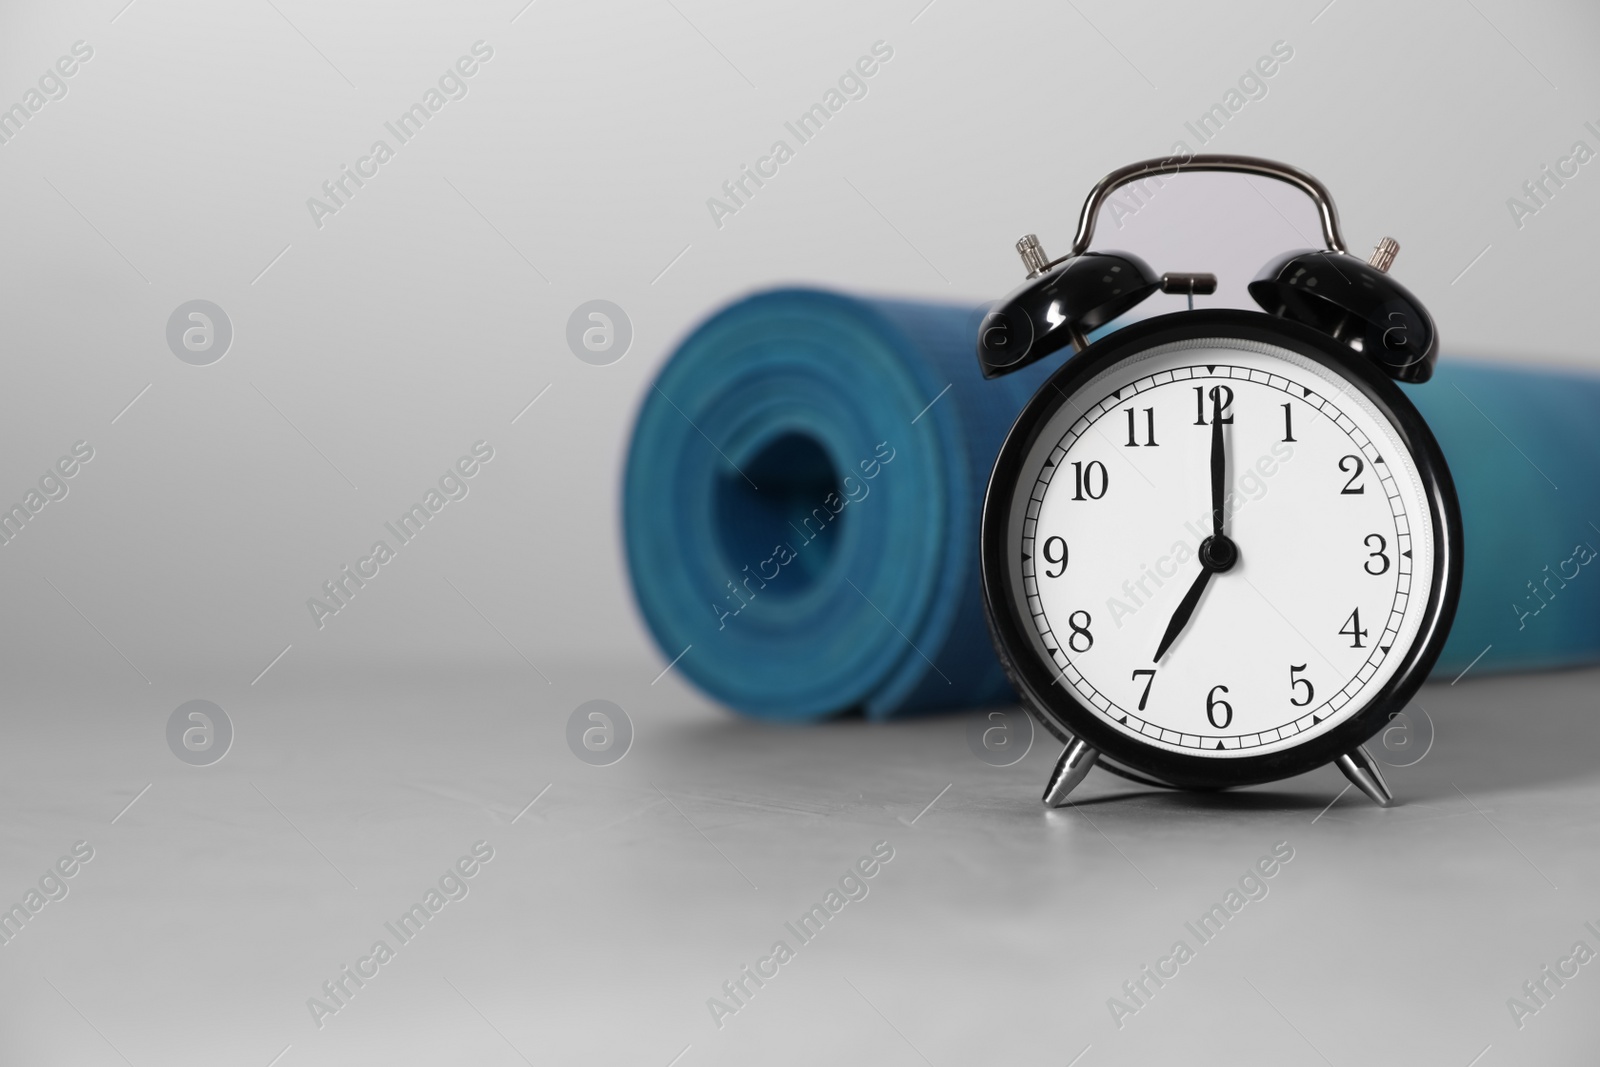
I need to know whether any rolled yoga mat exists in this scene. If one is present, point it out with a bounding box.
[624,288,1600,721]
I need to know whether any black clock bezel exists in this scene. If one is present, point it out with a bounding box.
[979,308,1463,790]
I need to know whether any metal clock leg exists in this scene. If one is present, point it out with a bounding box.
[1334,745,1394,807]
[1042,738,1099,807]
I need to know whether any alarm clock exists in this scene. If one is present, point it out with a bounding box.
[975,155,1462,808]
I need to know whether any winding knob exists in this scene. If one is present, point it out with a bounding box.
[1017,234,1050,278]
[1368,237,1399,273]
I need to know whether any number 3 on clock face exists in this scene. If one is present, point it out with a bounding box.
[983,312,1458,787]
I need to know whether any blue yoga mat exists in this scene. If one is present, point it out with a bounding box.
[624,288,1600,721]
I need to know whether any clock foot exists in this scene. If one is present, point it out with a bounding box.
[1335,745,1394,808]
[1042,738,1098,807]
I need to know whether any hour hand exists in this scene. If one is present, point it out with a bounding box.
[1153,565,1213,662]
[1154,528,1239,662]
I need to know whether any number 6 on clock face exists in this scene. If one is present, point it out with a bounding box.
[982,312,1460,790]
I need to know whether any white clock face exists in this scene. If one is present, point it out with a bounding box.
[1008,336,1436,757]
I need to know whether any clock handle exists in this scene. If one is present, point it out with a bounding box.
[1335,745,1395,808]
[1065,154,1348,261]
[1042,737,1099,807]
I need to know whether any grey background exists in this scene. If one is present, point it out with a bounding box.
[1,0,1598,1064]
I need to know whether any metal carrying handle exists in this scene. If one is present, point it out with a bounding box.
[1067,153,1347,258]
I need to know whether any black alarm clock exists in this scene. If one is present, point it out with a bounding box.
[976,155,1462,808]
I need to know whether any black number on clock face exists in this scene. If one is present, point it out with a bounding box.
[1281,402,1296,442]
[1042,536,1069,577]
[1339,454,1366,494]
[1363,533,1390,575]
[1205,684,1233,729]
[1067,610,1094,653]
[1289,664,1314,707]
[1124,407,1158,447]
[1131,668,1156,710]
[1193,385,1234,425]
[1071,461,1108,500]
[1339,607,1369,648]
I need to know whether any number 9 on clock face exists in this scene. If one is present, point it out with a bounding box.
[981,312,1459,788]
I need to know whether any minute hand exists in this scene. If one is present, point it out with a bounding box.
[1210,388,1226,537]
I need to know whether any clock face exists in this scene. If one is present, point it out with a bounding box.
[1001,332,1437,760]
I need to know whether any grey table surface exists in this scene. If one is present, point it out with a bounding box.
[2,660,1597,1066]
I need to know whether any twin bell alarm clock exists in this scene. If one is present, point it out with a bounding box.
[975,155,1462,808]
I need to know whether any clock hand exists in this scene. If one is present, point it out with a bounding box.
[1210,387,1226,537]
[1153,564,1213,662]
